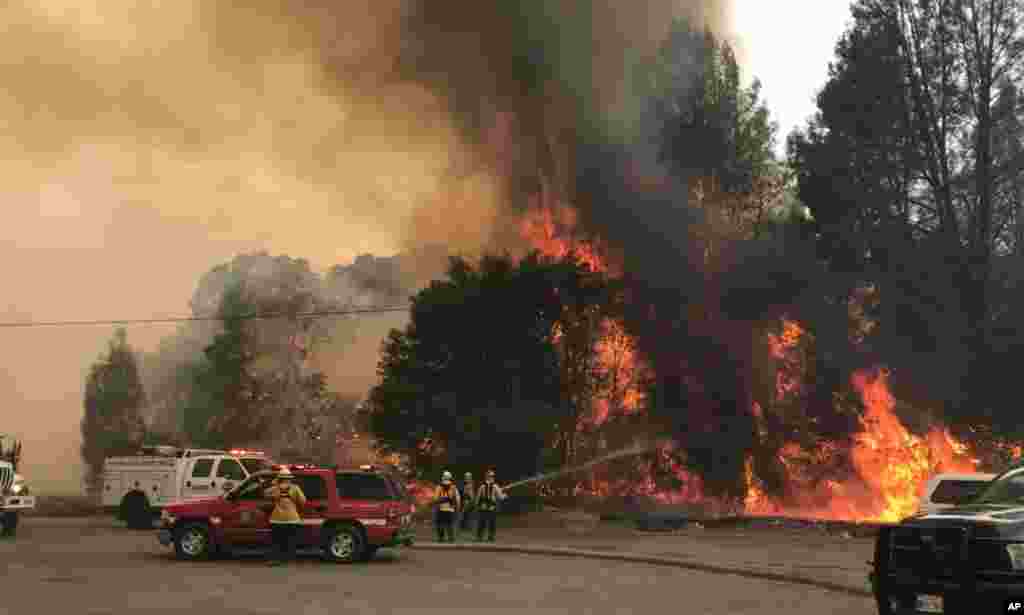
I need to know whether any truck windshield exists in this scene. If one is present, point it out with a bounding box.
[975,468,1024,505]
[240,458,270,474]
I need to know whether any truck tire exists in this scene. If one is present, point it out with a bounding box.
[322,524,364,563]
[121,492,152,530]
[873,588,894,615]
[0,511,17,537]
[173,522,212,561]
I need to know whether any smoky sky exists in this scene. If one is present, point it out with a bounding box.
[1,0,739,491]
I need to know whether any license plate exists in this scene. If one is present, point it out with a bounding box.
[915,594,943,613]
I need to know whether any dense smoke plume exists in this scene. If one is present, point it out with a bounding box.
[1,0,480,490]
[141,251,417,450]
[3,0,754,491]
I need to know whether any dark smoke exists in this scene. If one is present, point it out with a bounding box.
[387,0,841,498]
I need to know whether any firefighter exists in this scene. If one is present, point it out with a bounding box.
[433,470,460,543]
[475,469,506,542]
[264,467,307,566]
[458,471,476,537]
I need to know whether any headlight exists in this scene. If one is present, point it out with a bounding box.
[1006,543,1024,569]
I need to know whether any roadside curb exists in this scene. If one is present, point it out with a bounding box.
[409,542,872,598]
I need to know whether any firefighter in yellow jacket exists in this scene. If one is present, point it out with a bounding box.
[433,470,460,543]
[264,467,307,566]
[475,469,506,542]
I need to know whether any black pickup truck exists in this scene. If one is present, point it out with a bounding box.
[871,464,1024,614]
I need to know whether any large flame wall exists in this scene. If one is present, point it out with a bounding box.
[518,197,991,523]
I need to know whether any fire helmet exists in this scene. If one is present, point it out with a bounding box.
[441,470,453,482]
[464,472,473,480]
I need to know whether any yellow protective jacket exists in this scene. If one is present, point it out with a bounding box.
[434,483,461,513]
[264,482,307,524]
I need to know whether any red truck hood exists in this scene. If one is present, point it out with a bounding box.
[165,496,223,514]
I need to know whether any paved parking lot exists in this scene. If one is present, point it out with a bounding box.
[0,518,875,614]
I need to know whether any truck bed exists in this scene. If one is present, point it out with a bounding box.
[102,457,180,509]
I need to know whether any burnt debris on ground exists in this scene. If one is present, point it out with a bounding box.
[629,513,887,537]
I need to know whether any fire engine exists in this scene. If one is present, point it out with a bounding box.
[101,446,272,529]
[0,435,34,537]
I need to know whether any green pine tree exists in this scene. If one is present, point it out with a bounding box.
[81,328,147,495]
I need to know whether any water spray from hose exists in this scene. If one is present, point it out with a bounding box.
[501,437,672,492]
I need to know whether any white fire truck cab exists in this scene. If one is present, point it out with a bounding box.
[0,434,34,537]
[101,447,272,529]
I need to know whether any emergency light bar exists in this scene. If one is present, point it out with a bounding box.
[229,449,266,457]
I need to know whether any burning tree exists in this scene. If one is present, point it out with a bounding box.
[448,9,992,520]
[789,0,1024,436]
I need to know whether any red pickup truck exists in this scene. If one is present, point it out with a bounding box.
[156,465,416,563]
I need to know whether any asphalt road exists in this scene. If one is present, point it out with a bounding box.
[0,518,876,615]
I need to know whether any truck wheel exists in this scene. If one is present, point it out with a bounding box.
[871,576,895,615]
[121,492,152,530]
[874,591,894,615]
[0,511,17,537]
[322,525,364,563]
[173,523,212,561]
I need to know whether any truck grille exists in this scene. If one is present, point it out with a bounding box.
[889,526,968,580]
[970,541,1014,573]
[0,466,12,494]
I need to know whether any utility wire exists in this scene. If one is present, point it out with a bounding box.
[0,305,410,329]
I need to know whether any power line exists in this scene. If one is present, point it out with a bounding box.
[0,305,410,329]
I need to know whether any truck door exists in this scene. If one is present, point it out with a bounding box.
[181,457,217,500]
[294,474,330,546]
[222,475,273,546]
[336,473,392,541]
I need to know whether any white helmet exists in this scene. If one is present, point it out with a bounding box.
[441,470,453,481]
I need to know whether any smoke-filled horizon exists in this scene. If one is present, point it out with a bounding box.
[2,0,741,492]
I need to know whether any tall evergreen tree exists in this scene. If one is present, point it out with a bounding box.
[81,328,147,495]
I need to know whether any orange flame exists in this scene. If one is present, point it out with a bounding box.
[519,203,608,274]
[519,199,643,430]
[748,320,982,522]
[516,175,994,521]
